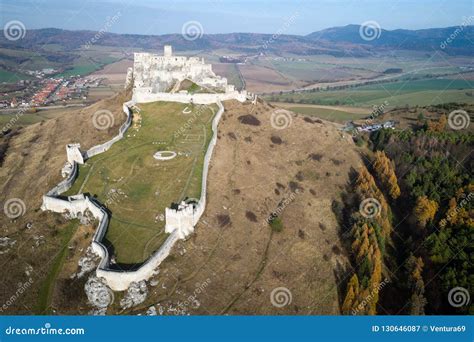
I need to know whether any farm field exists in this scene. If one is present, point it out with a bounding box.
[273,102,371,122]
[90,58,133,87]
[244,52,473,93]
[0,69,32,82]
[212,63,244,90]
[266,78,474,107]
[256,59,379,82]
[65,101,217,265]
[0,107,78,127]
[239,64,305,92]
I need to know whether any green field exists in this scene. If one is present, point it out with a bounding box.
[266,78,474,107]
[0,69,31,82]
[227,64,244,90]
[57,55,120,78]
[254,52,472,84]
[65,102,217,264]
[0,109,75,128]
[357,78,473,91]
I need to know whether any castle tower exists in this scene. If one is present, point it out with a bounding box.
[164,45,172,57]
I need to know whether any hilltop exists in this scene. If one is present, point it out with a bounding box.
[0,92,363,314]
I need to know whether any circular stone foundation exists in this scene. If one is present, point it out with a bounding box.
[153,151,177,160]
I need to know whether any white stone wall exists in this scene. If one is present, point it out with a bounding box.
[96,230,179,291]
[41,51,242,291]
[124,67,133,89]
[83,102,133,159]
[133,90,247,104]
[66,144,84,164]
[164,101,224,239]
[41,98,220,291]
[133,46,230,93]
[46,161,79,197]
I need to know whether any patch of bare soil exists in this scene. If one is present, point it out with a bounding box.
[91,59,133,86]
[122,99,362,315]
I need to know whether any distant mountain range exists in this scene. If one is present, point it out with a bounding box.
[1,25,473,56]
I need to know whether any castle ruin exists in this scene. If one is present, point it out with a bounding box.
[132,45,247,103]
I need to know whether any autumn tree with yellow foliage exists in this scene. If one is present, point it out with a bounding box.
[342,167,393,315]
[413,195,438,228]
[427,114,447,132]
[372,150,401,199]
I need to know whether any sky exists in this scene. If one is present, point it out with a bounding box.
[1,0,473,35]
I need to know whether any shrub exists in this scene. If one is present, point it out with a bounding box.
[269,217,283,232]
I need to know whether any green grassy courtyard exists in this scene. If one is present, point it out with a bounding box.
[65,101,217,264]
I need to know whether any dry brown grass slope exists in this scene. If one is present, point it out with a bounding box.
[121,99,362,315]
[0,91,130,314]
[1,94,362,315]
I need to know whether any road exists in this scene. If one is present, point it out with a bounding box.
[0,103,86,115]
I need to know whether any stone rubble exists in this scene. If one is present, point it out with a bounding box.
[85,276,114,311]
[74,247,99,279]
[120,280,148,309]
[0,237,16,254]
[146,306,157,316]
[25,264,33,277]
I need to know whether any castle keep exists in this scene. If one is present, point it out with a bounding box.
[132,45,247,103]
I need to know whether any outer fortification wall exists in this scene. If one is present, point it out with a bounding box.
[83,102,133,159]
[133,89,247,104]
[165,101,224,239]
[41,97,229,291]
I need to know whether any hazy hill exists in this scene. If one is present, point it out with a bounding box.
[306,24,474,55]
[1,25,473,56]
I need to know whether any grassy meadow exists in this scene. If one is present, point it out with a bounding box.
[65,101,217,264]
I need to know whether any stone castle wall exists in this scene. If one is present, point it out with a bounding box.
[164,101,224,239]
[83,102,133,159]
[41,47,245,291]
[133,89,247,104]
[41,98,229,291]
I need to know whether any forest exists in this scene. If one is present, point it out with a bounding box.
[341,113,473,315]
